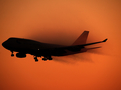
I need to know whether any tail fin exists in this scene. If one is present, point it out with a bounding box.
[72,31,89,45]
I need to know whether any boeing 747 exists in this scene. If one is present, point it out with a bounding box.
[2,31,107,62]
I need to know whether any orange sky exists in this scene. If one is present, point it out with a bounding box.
[0,0,121,90]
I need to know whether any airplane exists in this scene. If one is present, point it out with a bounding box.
[2,31,107,62]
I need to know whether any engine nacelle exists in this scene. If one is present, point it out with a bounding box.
[16,53,26,58]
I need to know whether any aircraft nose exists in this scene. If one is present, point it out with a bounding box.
[2,41,6,48]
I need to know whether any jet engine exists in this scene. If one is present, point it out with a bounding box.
[16,53,26,58]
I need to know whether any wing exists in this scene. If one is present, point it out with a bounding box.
[55,38,108,52]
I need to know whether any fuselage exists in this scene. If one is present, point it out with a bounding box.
[2,37,87,57]
[2,37,81,57]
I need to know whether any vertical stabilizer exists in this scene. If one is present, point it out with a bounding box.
[72,31,89,45]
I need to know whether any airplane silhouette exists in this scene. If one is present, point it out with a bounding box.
[2,31,107,62]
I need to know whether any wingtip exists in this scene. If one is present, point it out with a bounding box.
[103,38,108,42]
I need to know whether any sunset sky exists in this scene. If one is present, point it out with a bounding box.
[0,0,121,90]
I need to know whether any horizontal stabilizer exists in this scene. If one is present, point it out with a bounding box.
[86,46,102,50]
